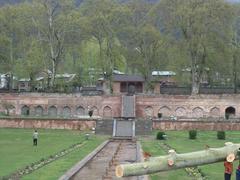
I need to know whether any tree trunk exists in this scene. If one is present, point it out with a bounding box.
[191,51,200,95]
[116,142,240,177]
[49,60,56,90]
[191,69,200,95]
[233,53,237,93]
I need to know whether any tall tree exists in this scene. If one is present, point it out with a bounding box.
[117,0,167,92]
[81,0,125,93]
[31,0,75,90]
[231,4,240,93]
[157,0,234,94]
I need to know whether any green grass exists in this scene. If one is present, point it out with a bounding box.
[141,137,193,180]
[22,136,105,180]
[0,128,107,179]
[141,131,240,180]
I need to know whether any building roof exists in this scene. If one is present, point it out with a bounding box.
[113,74,145,82]
[152,71,176,76]
[19,78,30,82]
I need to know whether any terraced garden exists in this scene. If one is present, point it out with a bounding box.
[2,129,240,180]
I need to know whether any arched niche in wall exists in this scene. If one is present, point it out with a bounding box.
[21,105,30,116]
[158,106,171,117]
[76,106,85,116]
[7,105,15,115]
[225,106,236,119]
[63,106,71,117]
[35,105,44,116]
[175,107,186,117]
[210,107,220,117]
[48,106,57,117]
[145,106,154,117]
[92,106,99,116]
[192,107,204,118]
[103,106,112,118]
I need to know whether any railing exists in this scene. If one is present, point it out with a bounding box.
[160,86,237,95]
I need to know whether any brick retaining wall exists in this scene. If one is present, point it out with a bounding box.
[153,120,240,131]
[2,118,240,131]
[0,118,96,130]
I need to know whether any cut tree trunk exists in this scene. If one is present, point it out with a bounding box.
[116,142,240,177]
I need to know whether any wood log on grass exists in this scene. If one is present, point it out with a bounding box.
[116,142,240,177]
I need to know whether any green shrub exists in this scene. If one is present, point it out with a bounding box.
[189,130,197,139]
[156,131,166,140]
[217,131,225,140]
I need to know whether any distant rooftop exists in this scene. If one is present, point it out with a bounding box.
[113,74,145,82]
[152,71,176,76]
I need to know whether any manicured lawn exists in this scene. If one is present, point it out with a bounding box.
[22,136,105,180]
[141,137,193,180]
[0,128,107,179]
[141,131,240,180]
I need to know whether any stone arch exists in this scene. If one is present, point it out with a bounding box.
[192,107,204,118]
[76,106,85,116]
[145,106,153,117]
[48,106,57,117]
[92,106,99,116]
[35,105,44,116]
[21,105,30,116]
[175,107,186,117]
[63,106,71,117]
[225,106,236,119]
[159,106,171,117]
[8,105,15,115]
[210,107,220,117]
[103,106,112,118]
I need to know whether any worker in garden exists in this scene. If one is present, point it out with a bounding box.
[87,105,93,117]
[33,130,39,146]
[224,153,234,180]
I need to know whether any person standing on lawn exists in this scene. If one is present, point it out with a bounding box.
[33,130,38,146]
[224,153,234,180]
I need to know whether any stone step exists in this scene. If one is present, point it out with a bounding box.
[122,95,135,118]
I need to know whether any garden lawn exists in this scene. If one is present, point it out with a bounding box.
[22,136,105,180]
[141,137,193,180]
[0,128,106,178]
[141,131,240,180]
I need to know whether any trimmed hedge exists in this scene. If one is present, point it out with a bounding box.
[189,130,197,139]
[217,131,226,140]
[156,131,166,140]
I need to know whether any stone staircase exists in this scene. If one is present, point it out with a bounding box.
[121,95,135,118]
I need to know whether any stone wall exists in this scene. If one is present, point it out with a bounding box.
[1,118,240,131]
[136,94,240,118]
[153,120,240,131]
[0,93,121,118]
[0,118,96,130]
[1,93,240,119]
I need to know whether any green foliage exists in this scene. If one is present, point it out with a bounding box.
[157,0,234,94]
[0,0,239,92]
[189,130,197,139]
[0,112,7,116]
[217,131,226,140]
[156,131,166,140]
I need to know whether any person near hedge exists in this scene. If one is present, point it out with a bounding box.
[33,130,39,146]
[224,153,234,180]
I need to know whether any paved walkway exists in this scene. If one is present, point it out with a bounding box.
[71,140,141,180]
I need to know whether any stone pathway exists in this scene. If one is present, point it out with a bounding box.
[71,140,142,180]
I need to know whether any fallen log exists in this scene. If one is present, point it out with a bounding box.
[116,142,240,177]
